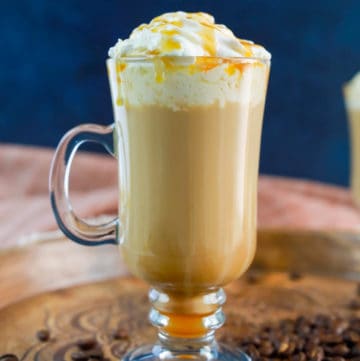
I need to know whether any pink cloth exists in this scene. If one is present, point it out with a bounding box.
[1,145,359,249]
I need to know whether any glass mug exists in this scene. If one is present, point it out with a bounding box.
[344,79,360,206]
[50,56,270,361]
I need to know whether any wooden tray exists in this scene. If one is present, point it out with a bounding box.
[2,229,360,359]
[1,272,360,359]
[1,229,360,310]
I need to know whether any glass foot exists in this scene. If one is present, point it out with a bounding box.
[123,342,251,361]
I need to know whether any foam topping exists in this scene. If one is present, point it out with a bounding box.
[108,12,270,59]
[344,72,360,110]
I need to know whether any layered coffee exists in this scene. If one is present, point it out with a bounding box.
[344,72,360,205]
[107,12,270,295]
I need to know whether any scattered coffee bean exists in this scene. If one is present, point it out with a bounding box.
[295,339,305,352]
[277,340,290,354]
[246,272,262,284]
[351,343,360,356]
[325,357,346,361]
[307,345,324,361]
[344,331,360,344]
[290,352,306,361]
[112,328,129,340]
[349,300,360,310]
[289,271,303,281]
[297,324,311,336]
[86,348,104,359]
[237,314,360,361]
[279,318,295,333]
[313,314,332,328]
[247,344,260,359]
[36,329,50,342]
[0,355,19,361]
[71,351,88,361]
[258,340,274,357]
[326,344,350,356]
[76,337,97,350]
[332,319,349,335]
[350,324,360,334]
[319,334,343,345]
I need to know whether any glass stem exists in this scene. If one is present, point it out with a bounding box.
[149,288,226,354]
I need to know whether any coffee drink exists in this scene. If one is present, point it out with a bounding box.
[50,10,271,353]
[107,12,270,295]
[344,72,360,204]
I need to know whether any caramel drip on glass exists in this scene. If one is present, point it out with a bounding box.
[116,62,126,105]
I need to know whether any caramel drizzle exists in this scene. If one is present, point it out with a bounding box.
[113,12,263,94]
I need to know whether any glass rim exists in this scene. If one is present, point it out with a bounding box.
[106,55,271,65]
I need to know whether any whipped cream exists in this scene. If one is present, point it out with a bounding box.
[108,12,270,60]
[344,72,360,110]
[107,12,271,110]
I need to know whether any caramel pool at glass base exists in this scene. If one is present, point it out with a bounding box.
[108,57,270,295]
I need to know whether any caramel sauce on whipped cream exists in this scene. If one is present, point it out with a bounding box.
[108,11,271,108]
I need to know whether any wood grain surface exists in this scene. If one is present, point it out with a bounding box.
[1,273,360,359]
[2,229,360,310]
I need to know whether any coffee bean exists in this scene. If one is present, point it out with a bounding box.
[263,325,274,333]
[319,334,343,345]
[344,331,360,344]
[247,272,262,284]
[313,314,332,328]
[259,341,274,357]
[112,328,129,340]
[36,329,50,342]
[350,317,360,322]
[295,339,305,352]
[290,352,306,361]
[295,316,308,329]
[86,348,104,359]
[307,345,324,361]
[332,320,349,335]
[287,342,297,356]
[0,355,19,361]
[351,343,360,356]
[77,337,97,350]
[237,315,360,361]
[277,340,290,354]
[306,341,321,352]
[71,351,88,361]
[349,300,360,310]
[279,319,295,333]
[350,317,360,328]
[325,344,350,357]
[250,336,262,346]
[298,324,311,334]
[239,336,253,345]
[325,357,346,361]
[247,344,260,360]
[289,271,303,281]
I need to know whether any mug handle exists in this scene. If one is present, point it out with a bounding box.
[49,123,119,246]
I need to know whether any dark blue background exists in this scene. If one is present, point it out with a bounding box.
[1,1,359,185]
